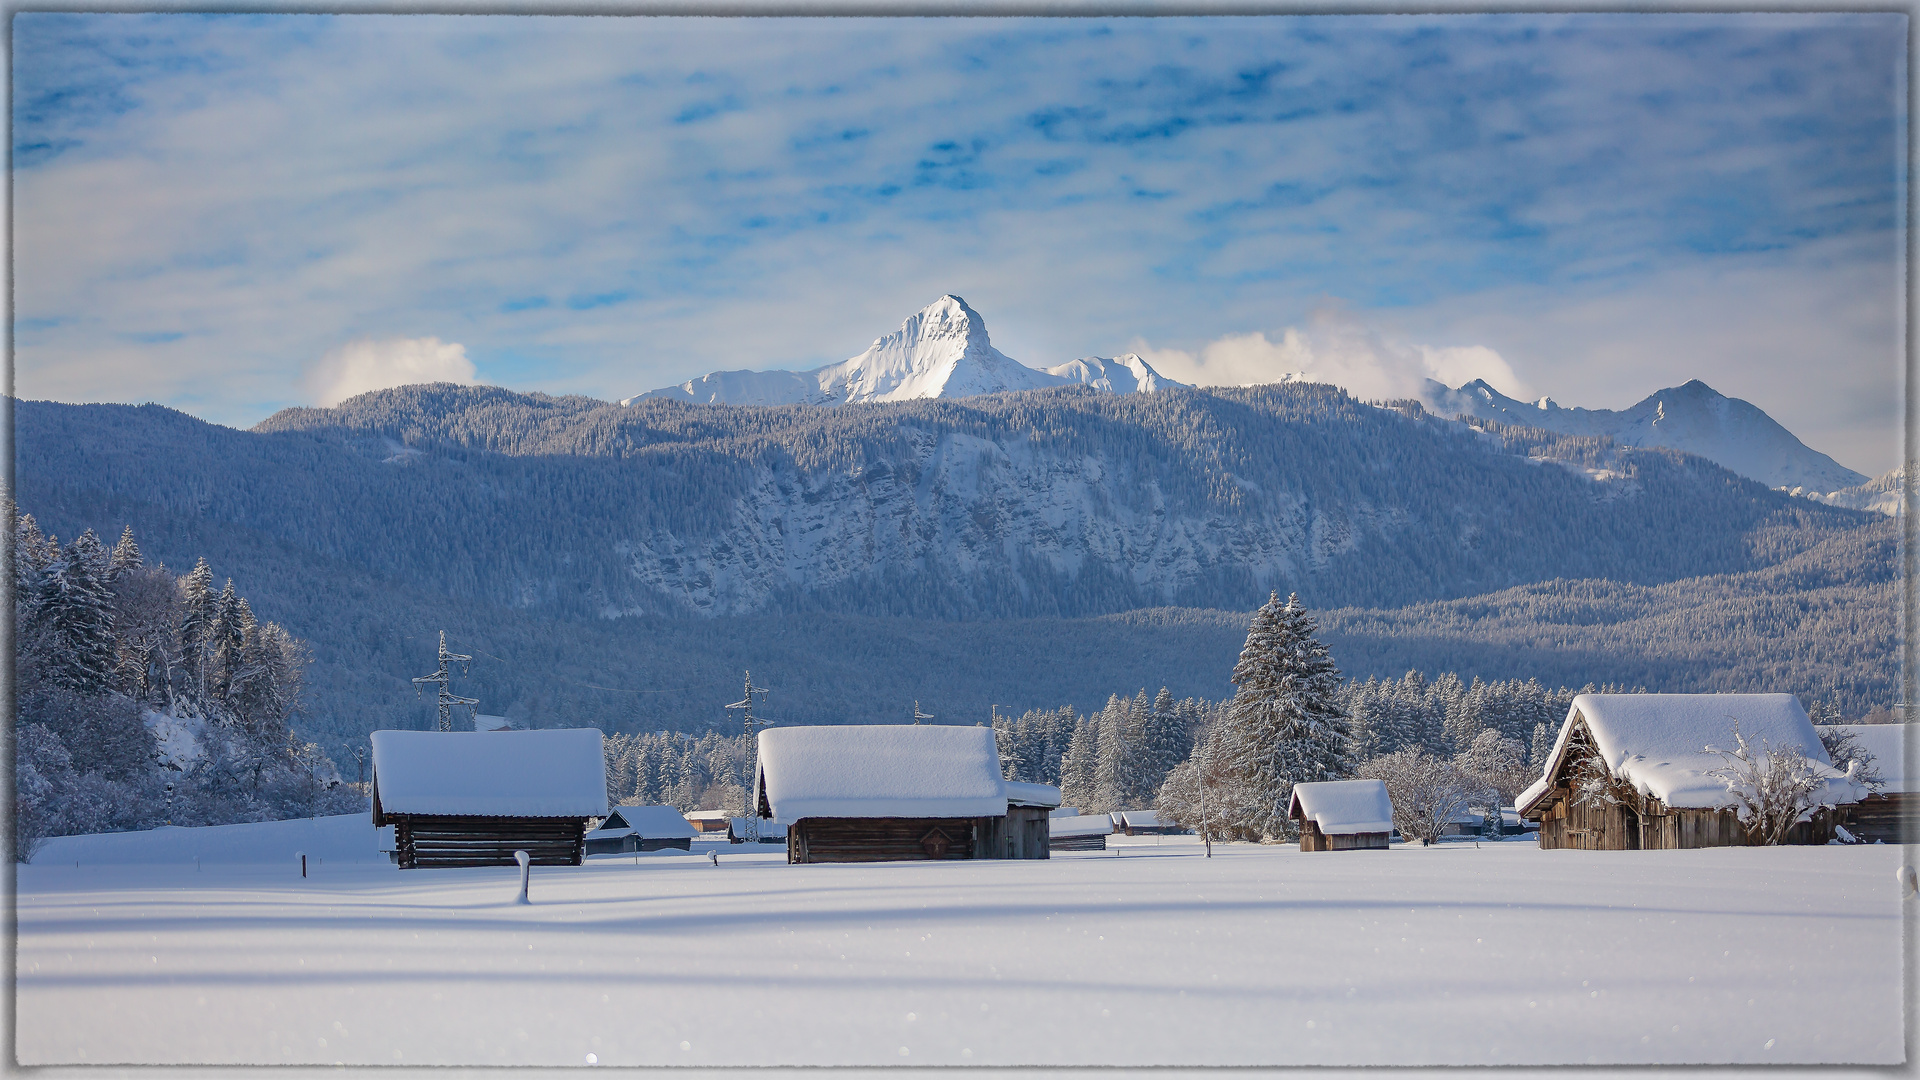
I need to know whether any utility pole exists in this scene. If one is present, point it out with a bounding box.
[413,630,479,732]
[726,671,773,842]
[1197,734,1213,859]
[912,700,935,725]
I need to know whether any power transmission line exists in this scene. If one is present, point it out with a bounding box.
[413,630,480,732]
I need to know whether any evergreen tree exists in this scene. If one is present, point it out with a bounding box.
[34,531,117,696]
[1218,592,1352,837]
[178,558,218,704]
[108,525,143,582]
[1140,687,1189,798]
[1059,714,1098,810]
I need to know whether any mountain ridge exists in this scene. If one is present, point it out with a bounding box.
[627,294,1185,406]
[1421,377,1866,493]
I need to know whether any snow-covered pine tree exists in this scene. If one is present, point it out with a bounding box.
[34,530,117,696]
[1218,592,1352,838]
[108,525,143,582]
[1093,695,1135,811]
[209,579,244,701]
[1141,687,1189,799]
[1529,721,1555,774]
[178,558,218,703]
[1059,713,1098,810]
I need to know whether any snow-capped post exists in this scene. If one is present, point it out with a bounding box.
[514,850,531,904]
[297,851,306,878]
[1899,865,1917,900]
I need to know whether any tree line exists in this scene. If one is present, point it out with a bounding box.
[12,506,364,859]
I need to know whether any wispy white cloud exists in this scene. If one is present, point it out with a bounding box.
[11,13,1904,470]
[1134,308,1529,404]
[304,337,476,407]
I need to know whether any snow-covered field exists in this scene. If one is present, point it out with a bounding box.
[14,817,1907,1067]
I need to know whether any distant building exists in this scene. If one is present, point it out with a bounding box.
[585,805,697,855]
[1287,779,1393,852]
[728,817,788,844]
[685,810,732,835]
[371,729,607,868]
[1047,814,1112,851]
[1111,810,1182,836]
[472,713,521,733]
[1819,724,1914,844]
[754,725,1060,862]
[1518,694,1864,849]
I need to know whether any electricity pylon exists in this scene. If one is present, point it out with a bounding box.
[912,700,935,725]
[726,671,774,842]
[414,630,479,732]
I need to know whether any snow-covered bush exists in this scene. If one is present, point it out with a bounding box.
[1355,749,1478,845]
[1815,726,1885,793]
[1708,722,1837,846]
[1156,735,1269,843]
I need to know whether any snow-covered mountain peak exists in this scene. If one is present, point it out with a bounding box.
[1043,354,1190,394]
[629,296,1181,407]
[1419,377,1867,493]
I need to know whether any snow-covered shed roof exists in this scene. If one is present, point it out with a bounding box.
[1117,809,1163,829]
[755,725,1008,824]
[1050,807,1081,819]
[1517,694,1865,816]
[1005,781,1063,808]
[1049,815,1114,839]
[1288,779,1395,835]
[588,805,695,839]
[1818,725,1912,794]
[686,810,730,822]
[370,729,608,818]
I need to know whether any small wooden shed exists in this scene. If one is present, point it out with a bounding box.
[1818,724,1914,844]
[753,725,1059,863]
[370,729,607,869]
[1047,814,1113,851]
[1287,779,1394,851]
[1518,694,1865,850]
[584,804,697,855]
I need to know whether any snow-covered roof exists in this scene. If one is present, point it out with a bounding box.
[1520,694,1865,815]
[1818,725,1912,794]
[1116,810,1163,829]
[1049,807,1081,818]
[1288,779,1395,835]
[1005,781,1063,808]
[371,729,608,818]
[589,805,695,839]
[1049,816,1114,839]
[686,810,731,821]
[755,725,1008,824]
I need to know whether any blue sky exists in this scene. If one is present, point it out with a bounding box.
[12,13,1908,474]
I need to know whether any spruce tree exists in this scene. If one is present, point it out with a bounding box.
[108,525,143,582]
[178,558,217,703]
[1059,714,1098,811]
[1218,591,1352,837]
[35,531,116,696]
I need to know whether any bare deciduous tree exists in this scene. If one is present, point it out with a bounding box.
[1356,749,1478,845]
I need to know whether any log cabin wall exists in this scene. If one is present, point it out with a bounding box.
[1845,794,1914,844]
[787,817,988,863]
[392,815,586,868]
[1299,821,1327,852]
[1327,831,1390,851]
[1003,806,1052,860]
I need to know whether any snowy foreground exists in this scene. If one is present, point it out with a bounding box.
[14,817,1908,1068]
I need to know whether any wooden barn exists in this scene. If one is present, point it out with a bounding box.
[685,810,732,835]
[753,725,1060,863]
[1047,814,1113,851]
[1518,694,1865,850]
[370,728,607,869]
[1112,809,1182,836]
[1287,779,1394,851]
[1818,724,1914,844]
[584,804,696,855]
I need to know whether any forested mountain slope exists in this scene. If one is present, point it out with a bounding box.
[201,382,1881,617]
[15,383,1896,763]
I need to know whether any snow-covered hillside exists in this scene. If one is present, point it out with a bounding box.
[1423,378,1867,493]
[627,296,1181,406]
[1793,466,1905,517]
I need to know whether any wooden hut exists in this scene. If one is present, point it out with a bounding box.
[1047,814,1113,851]
[1518,694,1864,850]
[1818,724,1914,844]
[685,810,732,835]
[753,725,1059,863]
[1287,779,1394,851]
[585,804,696,855]
[1112,809,1182,836]
[370,729,607,869]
